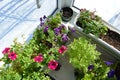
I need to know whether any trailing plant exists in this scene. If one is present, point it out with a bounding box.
[76,9,108,37]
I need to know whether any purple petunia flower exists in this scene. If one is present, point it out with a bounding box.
[54,27,61,35]
[104,61,113,66]
[61,34,68,42]
[40,17,43,22]
[59,24,65,29]
[43,15,47,19]
[108,69,115,78]
[44,26,49,33]
[88,65,94,71]
[68,27,76,33]
[40,22,44,26]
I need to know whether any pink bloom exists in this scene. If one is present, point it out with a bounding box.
[8,52,17,60]
[2,47,10,54]
[34,54,44,63]
[48,60,58,70]
[58,45,67,54]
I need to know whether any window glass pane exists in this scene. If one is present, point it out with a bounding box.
[0,0,57,55]
[73,0,120,30]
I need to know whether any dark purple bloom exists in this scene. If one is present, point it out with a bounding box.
[43,15,47,19]
[40,17,43,22]
[44,26,49,32]
[59,24,65,29]
[104,61,113,66]
[68,27,76,33]
[88,65,94,71]
[108,69,115,78]
[40,22,44,26]
[61,34,68,42]
[54,27,61,35]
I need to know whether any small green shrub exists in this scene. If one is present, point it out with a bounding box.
[67,37,112,80]
[77,9,108,37]
[68,37,100,72]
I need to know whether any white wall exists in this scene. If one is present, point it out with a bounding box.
[58,0,74,9]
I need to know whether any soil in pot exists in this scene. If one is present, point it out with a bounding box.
[100,29,120,51]
[61,7,73,22]
[76,21,120,51]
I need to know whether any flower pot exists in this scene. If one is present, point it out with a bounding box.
[48,55,75,80]
[73,14,120,62]
[61,7,73,22]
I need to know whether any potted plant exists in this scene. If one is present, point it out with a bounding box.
[74,8,120,61]
[0,12,119,80]
[67,37,118,80]
[0,13,71,80]
[60,7,73,22]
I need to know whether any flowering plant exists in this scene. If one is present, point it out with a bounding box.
[0,12,119,80]
[0,13,74,80]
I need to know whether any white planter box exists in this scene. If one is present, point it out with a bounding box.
[73,14,120,62]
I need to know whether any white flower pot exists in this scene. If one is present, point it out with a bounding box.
[73,16,120,62]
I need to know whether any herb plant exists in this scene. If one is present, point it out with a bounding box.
[77,9,108,37]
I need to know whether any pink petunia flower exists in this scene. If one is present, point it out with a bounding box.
[48,60,58,70]
[2,47,10,54]
[8,52,17,60]
[58,45,67,54]
[34,54,44,63]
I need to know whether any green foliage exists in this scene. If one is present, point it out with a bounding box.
[68,37,100,72]
[47,13,62,29]
[67,37,112,80]
[0,13,70,80]
[0,68,50,80]
[77,9,108,37]
[82,60,110,80]
[0,37,50,80]
[0,12,117,80]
